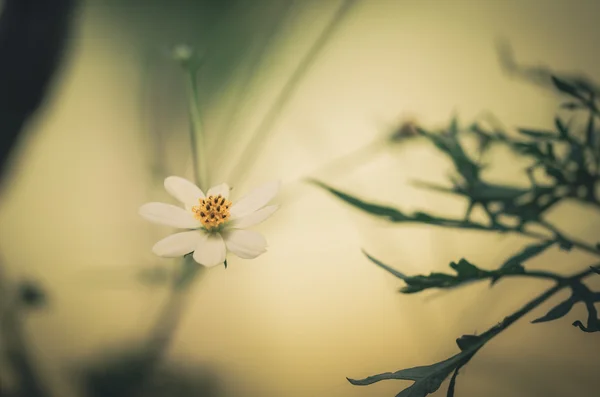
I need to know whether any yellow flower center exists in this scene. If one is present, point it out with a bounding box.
[192,194,232,230]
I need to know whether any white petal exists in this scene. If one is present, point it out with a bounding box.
[139,202,200,229]
[164,176,205,209]
[229,205,279,229]
[192,231,226,267]
[230,180,280,219]
[222,229,267,259]
[152,231,202,257]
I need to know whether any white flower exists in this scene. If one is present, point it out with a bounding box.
[139,176,280,267]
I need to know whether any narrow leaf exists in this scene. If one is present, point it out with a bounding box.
[517,128,557,139]
[551,76,583,99]
[531,295,578,323]
[363,251,408,280]
[347,349,478,397]
[310,180,406,221]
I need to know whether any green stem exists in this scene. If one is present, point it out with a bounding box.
[186,68,209,191]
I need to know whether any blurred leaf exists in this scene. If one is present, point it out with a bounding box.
[517,128,557,140]
[585,112,596,147]
[561,102,585,110]
[417,126,480,183]
[531,294,578,323]
[555,117,570,140]
[591,266,600,275]
[347,347,480,397]
[544,165,566,183]
[545,142,556,161]
[551,76,584,100]
[18,281,46,308]
[364,251,408,280]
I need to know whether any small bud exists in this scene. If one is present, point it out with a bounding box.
[172,44,193,64]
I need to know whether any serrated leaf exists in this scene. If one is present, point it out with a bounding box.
[347,348,480,397]
[400,259,491,293]
[517,128,557,139]
[531,294,578,323]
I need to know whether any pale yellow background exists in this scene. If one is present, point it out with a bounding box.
[0,1,599,396]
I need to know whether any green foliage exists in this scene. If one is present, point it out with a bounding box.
[314,61,600,396]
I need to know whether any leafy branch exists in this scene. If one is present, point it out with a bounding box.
[312,64,600,396]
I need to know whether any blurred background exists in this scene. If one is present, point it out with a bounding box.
[0,0,599,396]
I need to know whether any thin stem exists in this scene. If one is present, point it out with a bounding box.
[487,266,596,338]
[525,220,599,256]
[186,68,209,191]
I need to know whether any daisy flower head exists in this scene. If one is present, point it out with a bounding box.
[139,177,280,267]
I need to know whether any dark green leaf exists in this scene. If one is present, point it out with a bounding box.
[348,345,482,397]
[544,166,566,183]
[224,259,228,269]
[312,180,495,231]
[417,128,479,182]
[551,76,583,100]
[400,259,491,293]
[447,367,460,397]
[556,235,574,251]
[309,180,406,221]
[545,142,556,161]
[512,141,544,158]
[555,117,570,139]
[448,115,459,136]
[591,266,600,275]
[531,294,578,323]
[364,251,409,280]
[517,128,557,139]
[585,112,595,147]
